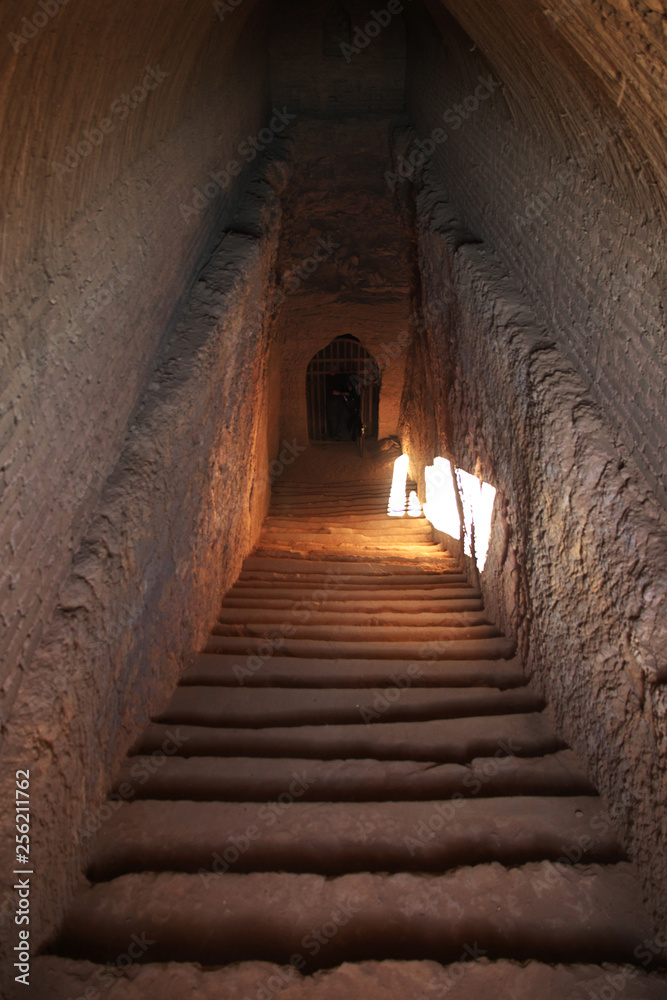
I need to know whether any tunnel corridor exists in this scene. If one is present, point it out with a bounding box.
[1,0,667,997]
[32,456,667,996]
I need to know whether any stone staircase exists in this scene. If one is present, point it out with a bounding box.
[33,477,667,998]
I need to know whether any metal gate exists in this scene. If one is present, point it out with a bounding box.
[307,335,380,442]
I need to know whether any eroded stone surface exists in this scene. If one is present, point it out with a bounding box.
[398,171,667,933]
[0,158,287,980]
[27,957,667,1000]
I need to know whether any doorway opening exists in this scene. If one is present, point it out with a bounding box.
[306,335,380,442]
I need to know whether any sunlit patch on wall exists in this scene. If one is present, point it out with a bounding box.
[456,468,496,571]
[387,454,409,516]
[423,457,496,571]
[423,458,461,539]
[408,490,422,517]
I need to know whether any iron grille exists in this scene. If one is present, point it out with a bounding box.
[306,335,380,442]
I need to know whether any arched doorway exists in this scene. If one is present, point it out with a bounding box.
[306,335,380,442]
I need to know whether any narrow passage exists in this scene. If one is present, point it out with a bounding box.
[35,451,667,999]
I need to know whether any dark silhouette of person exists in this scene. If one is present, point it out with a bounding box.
[326,370,360,440]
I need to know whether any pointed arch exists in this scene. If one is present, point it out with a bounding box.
[306,334,380,442]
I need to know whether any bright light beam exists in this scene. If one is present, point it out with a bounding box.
[423,456,496,572]
[408,491,422,517]
[387,454,409,517]
[456,468,496,572]
[423,458,461,540]
[475,480,497,572]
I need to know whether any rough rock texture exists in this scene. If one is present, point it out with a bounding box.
[0,156,287,981]
[271,0,407,114]
[1,0,272,726]
[398,167,667,934]
[405,1,667,506]
[26,957,667,1000]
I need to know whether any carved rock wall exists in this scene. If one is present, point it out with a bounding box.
[404,1,667,506]
[0,0,271,726]
[0,161,286,975]
[400,171,667,933]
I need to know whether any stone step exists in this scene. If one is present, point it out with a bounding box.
[267,495,424,503]
[155,686,543,727]
[241,556,460,578]
[270,484,397,494]
[216,608,489,628]
[113,750,595,802]
[261,522,433,536]
[31,956,667,1000]
[270,484,397,493]
[268,505,423,515]
[86,796,622,881]
[264,517,429,527]
[203,635,516,661]
[229,583,474,598]
[222,592,481,608]
[211,622,499,644]
[257,533,437,546]
[56,863,652,966]
[267,502,414,513]
[132,712,563,761]
[236,572,469,586]
[255,543,443,555]
[267,502,419,513]
[265,493,420,503]
[251,548,453,565]
[181,654,526,688]
[260,523,434,537]
[269,493,401,501]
